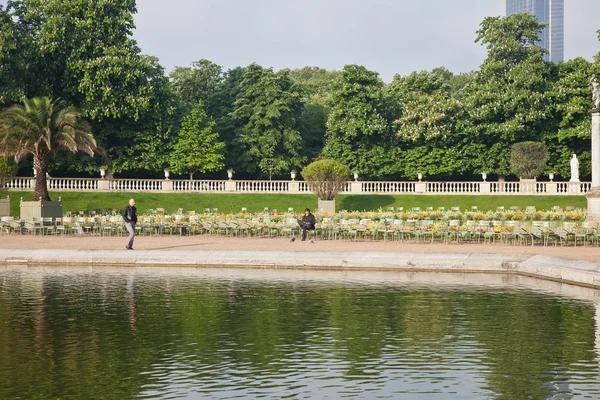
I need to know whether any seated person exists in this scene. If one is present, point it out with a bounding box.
[297,208,317,241]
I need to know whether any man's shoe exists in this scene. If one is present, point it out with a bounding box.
[126,246,133,250]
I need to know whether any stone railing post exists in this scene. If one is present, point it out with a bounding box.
[225,180,236,192]
[162,179,174,192]
[546,182,558,194]
[480,182,491,193]
[98,178,111,191]
[414,181,426,193]
[350,181,362,194]
[289,181,300,193]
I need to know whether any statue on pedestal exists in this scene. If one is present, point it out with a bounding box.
[570,154,580,182]
[593,75,600,110]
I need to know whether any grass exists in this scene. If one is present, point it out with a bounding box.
[5,192,318,217]
[3,191,587,217]
[336,194,587,212]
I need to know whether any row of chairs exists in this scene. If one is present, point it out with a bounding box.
[2,215,596,246]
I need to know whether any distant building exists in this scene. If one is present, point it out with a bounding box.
[506,0,564,62]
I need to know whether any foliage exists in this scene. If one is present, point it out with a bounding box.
[510,142,548,179]
[545,58,593,179]
[0,156,17,190]
[322,65,395,179]
[463,13,551,176]
[0,0,173,176]
[289,67,339,106]
[232,64,306,179]
[289,67,339,164]
[390,68,470,178]
[205,66,246,173]
[170,59,224,113]
[169,101,225,180]
[0,97,97,201]
[301,159,351,201]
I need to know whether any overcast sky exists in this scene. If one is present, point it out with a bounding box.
[2,0,599,81]
[130,0,600,81]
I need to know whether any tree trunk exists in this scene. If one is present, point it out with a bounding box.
[32,154,51,201]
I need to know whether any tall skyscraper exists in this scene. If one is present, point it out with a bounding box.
[506,0,564,63]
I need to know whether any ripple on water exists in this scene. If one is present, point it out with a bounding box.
[0,269,599,399]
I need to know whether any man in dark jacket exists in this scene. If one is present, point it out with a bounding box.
[122,198,138,250]
[297,208,317,241]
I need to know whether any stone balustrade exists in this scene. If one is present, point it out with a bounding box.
[4,177,590,195]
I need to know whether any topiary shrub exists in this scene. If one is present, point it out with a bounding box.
[510,141,548,179]
[301,159,350,200]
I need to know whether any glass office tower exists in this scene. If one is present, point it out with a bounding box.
[506,0,564,62]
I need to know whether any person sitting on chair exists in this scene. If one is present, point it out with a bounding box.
[297,208,316,241]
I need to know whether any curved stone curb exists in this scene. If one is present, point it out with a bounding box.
[0,248,599,288]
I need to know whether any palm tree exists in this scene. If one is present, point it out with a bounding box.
[0,97,97,201]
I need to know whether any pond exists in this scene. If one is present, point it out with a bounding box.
[0,267,599,399]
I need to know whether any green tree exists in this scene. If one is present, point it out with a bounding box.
[545,58,593,179]
[170,101,225,180]
[0,3,35,104]
[0,156,17,191]
[290,67,340,163]
[289,67,339,107]
[510,141,548,179]
[205,67,246,172]
[0,0,173,176]
[0,97,97,201]
[301,159,350,201]
[390,68,469,178]
[232,64,306,179]
[463,13,551,176]
[322,65,396,179]
[170,59,224,116]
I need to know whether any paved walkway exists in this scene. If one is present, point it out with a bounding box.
[1,235,600,262]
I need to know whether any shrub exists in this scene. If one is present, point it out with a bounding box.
[510,142,548,179]
[301,160,351,200]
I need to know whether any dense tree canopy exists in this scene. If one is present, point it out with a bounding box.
[0,4,598,182]
[322,65,396,179]
[231,64,306,179]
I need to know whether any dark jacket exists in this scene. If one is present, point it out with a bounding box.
[301,213,316,228]
[122,205,138,223]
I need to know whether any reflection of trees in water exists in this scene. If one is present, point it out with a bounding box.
[0,275,598,399]
[461,291,596,399]
[126,275,137,335]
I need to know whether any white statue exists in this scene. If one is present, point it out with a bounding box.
[570,154,580,182]
[593,75,600,110]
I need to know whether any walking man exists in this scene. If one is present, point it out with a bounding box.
[122,198,137,250]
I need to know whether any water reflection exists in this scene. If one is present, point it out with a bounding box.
[0,268,599,399]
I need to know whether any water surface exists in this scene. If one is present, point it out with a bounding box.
[1,268,599,399]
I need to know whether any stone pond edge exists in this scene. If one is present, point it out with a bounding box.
[1,249,599,289]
